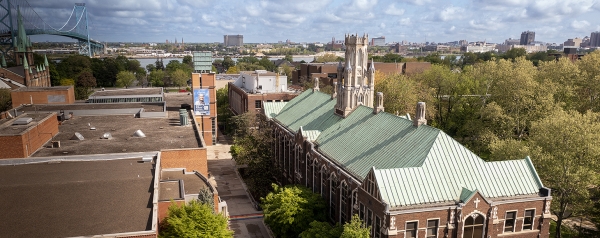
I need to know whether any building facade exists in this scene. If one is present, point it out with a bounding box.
[590,32,600,48]
[263,34,551,238]
[520,31,535,45]
[228,70,298,115]
[224,35,243,47]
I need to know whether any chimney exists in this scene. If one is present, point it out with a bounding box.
[313,77,320,92]
[373,92,384,114]
[332,82,338,99]
[413,102,427,127]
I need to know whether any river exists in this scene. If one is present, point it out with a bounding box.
[135,56,316,69]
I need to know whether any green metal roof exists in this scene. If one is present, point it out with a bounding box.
[301,129,321,141]
[263,101,288,119]
[272,90,544,207]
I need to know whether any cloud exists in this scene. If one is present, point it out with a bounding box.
[399,18,412,26]
[379,23,386,29]
[445,26,456,34]
[397,0,434,6]
[437,6,466,21]
[385,4,405,15]
[571,20,590,29]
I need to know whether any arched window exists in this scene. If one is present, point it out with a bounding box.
[305,154,310,187]
[463,214,485,238]
[340,181,349,224]
[311,159,317,193]
[320,166,327,197]
[329,173,338,221]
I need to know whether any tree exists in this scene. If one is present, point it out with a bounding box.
[182,55,193,68]
[159,200,232,238]
[259,56,276,71]
[503,47,526,61]
[116,71,136,88]
[216,86,232,134]
[149,69,165,87]
[284,54,294,62]
[576,50,600,112]
[315,53,340,63]
[146,64,156,73]
[170,69,189,89]
[261,184,327,238]
[0,88,11,112]
[226,66,239,74]
[300,221,342,238]
[75,71,97,100]
[340,215,371,238]
[528,110,600,238]
[197,187,215,208]
[222,56,235,71]
[155,58,165,71]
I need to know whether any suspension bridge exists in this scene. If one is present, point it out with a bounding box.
[0,0,103,59]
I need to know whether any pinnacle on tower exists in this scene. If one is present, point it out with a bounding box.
[44,55,49,67]
[23,55,29,70]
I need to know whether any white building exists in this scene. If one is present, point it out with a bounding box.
[233,70,288,94]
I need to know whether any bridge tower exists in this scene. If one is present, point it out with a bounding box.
[74,3,91,57]
[0,0,16,61]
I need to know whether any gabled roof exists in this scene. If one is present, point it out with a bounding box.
[272,90,544,208]
[263,101,287,119]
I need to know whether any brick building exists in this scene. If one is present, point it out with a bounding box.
[11,86,75,107]
[293,62,431,85]
[262,35,551,238]
[228,70,300,116]
[192,72,218,145]
[0,112,58,159]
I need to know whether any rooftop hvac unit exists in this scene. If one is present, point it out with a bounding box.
[13,117,32,125]
[141,157,152,163]
[132,130,146,138]
[100,132,112,139]
[71,132,84,140]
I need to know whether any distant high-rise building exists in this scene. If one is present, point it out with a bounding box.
[590,32,600,47]
[520,31,535,45]
[224,35,243,47]
[371,36,385,46]
[504,38,520,45]
[563,38,582,48]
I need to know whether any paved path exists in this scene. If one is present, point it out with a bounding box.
[208,138,271,238]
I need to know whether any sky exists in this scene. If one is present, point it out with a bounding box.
[27,0,600,44]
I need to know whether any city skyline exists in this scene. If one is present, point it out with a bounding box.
[28,0,600,44]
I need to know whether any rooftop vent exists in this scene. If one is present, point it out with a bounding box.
[132,129,146,138]
[141,156,152,163]
[100,132,112,139]
[71,132,84,140]
[13,117,32,125]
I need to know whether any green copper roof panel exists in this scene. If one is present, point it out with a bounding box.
[374,133,543,207]
[316,107,440,179]
[301,129,321,141]
[274,90,342,132]
[263,101,288,119]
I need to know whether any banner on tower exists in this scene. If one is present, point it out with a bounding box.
[193,89,210,115]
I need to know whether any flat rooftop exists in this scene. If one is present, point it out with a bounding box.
[18,102,165,113]
[32,93,199,157]
[0,113,54,135]
[0,158,154,237]
[91,88,163,97]
[12,86,72,92]
[159,170,209,201]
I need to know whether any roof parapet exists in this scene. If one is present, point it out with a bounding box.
[413,102,427,127]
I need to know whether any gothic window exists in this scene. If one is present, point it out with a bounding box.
[329,174,338,222]
[340,181,348,224]
[311,160,317,193]
[359,203,365,221]
[305,154,310,187]
[288,142,293,178]
[283,139,287,173]
[374,216,381,238]
[357,94,364,105]
[464,215,485,238]
[320,166,327,197]
[351,189,358,217]
[367,209,373,236]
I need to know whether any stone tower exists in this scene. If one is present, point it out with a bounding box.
[334,34,375,117]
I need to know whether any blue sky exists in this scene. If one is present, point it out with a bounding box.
[28,0,600,44]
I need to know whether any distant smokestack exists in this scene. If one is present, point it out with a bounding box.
[413,102,427,127]
[373,92,384,114]
[313,77,319,92]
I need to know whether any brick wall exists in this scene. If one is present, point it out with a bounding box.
[11,87,75,108]
[0,113,58,159]
[160,148,208,177]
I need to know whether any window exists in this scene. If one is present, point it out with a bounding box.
[406,221,418,238]
[320,167,326,196]
[254,100,262,109]
[330,176,337,221]
[504,211,516,232]
[340,182,348,224]
[463,215,484,238]
[427,219,438,238]
[523,210,535,230]
[374,216,381,238]
[359,203,365,221]
[367,209,373,236]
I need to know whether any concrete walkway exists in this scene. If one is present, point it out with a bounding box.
[208,137,271,238]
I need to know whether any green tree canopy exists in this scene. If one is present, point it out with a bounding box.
[115,71,136,88]
[149,69,166,87]
[261,184,327,238]
[170,68,189,88]
[315,53,340,63]
[0,89,11,112]
[300,221,342,238]
[159,200,232,238]
[340,214,371,238]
